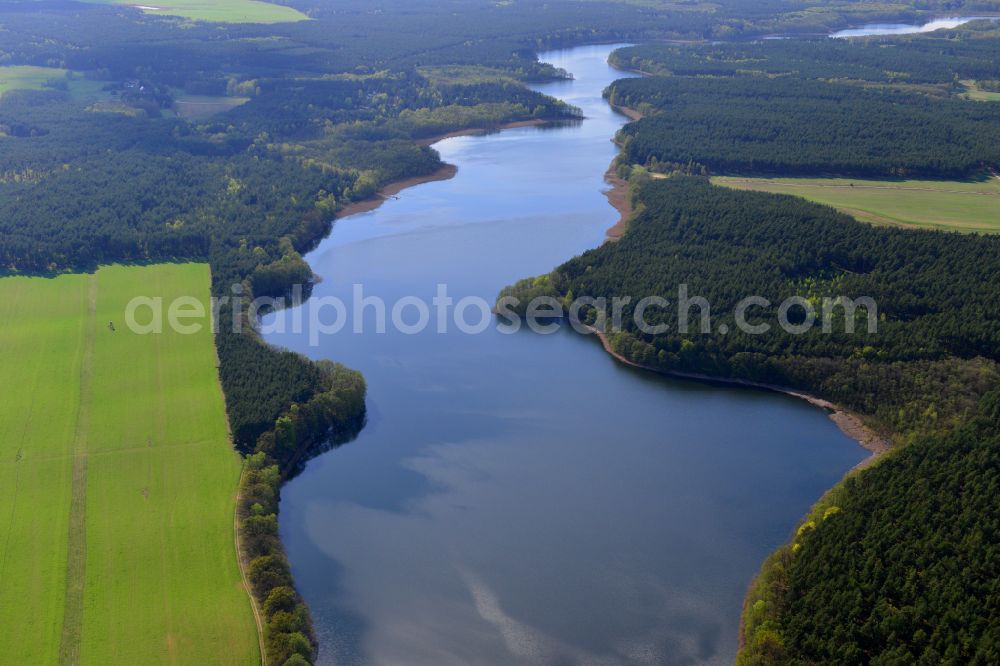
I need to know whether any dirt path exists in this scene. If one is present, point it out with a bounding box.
[58,274,97,665]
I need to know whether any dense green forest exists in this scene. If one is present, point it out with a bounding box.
[741,389,1000,664]
[501,175,1000,662]
[607,76,1000,177]
[610,23,1000,85]
[606,22,1000,179]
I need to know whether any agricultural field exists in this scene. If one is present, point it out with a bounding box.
[961,80,1000,102]
[85,0,308,23]
[0,263,259,665]
[0,66,110,101]
[713,174,1000,233]
[0,66,68,96]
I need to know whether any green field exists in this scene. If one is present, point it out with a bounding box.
[713,175,1000,233]
[86,0,308,23]
[0,66,111,102]
[0,66,75,97]
[0,264,259,664]
[964,89,1000,102]
[961,80,1000,102]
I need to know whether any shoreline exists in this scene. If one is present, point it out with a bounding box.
[333,164,459,220]
[602,161,632,240]
[584,325,890,460]
[609,102,643,121]
[601,106,643,241]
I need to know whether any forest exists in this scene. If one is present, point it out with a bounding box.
[739,387,1000,664]
[610,23,1000,85]
[607,75,1000,178]
[500,175,1000,662]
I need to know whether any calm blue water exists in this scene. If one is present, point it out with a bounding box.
[831,16,994,38]
[262,44,865,665]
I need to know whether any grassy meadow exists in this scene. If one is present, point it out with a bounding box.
[961,80,1000,102]
[0,65,69,95]
[713,175,1000,233]
[87,0,308,23]
[0,264,259,664]
[0,66,111,102]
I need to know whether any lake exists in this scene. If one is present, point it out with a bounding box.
[831,16,995,38]
[261,44,865,665]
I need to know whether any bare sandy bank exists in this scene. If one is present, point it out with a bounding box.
[602,163,632,241]
[609,103,643,121]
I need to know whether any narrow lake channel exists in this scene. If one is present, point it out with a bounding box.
[261,44,866,665]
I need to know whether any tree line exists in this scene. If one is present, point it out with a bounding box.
[610,25,1000,85]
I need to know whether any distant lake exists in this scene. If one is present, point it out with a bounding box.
[262,44,865,665]
[831,16,995,38]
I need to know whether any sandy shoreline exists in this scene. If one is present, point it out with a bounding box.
[602,162,632,240]
[583,325,890,461]
[609,103,643,121]
[600,104,643,240]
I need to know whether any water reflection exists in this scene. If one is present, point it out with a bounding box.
[264,44,865,665]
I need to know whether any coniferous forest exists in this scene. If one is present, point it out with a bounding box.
[607,76,1000,178]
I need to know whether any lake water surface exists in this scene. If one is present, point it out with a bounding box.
[262,44,865,665]
[831,16,995,38]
